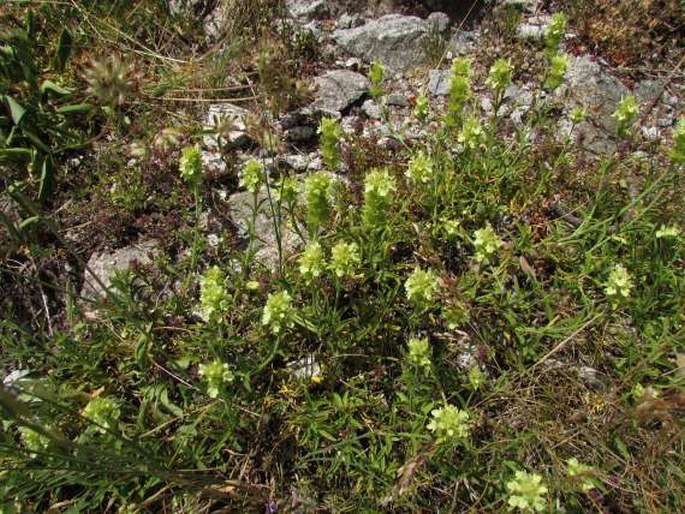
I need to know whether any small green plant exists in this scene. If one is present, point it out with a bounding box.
[318,117,342,170]
[18,426,50,458]
[304,172,334,232]
[612,94,639,136]
[447,57,473,127]
[367,61,385,99]
[406,337,432,368]
[668,117,685,163]
[198,360,234,398]
[506,471,548,512]
[240,158,265,193]
[199,266,229,323]
[405,268,439,306]
[82,397,120,434]
[362,168,396,227]
[486,58,514,93]
[414,93,430,122]
[406,152,434,184]
[262,290,296,334]
[458,115,484,150]
[604,264,634,304]
[427,404,471,445]
[299,241,326,282]
[329,241,361,278]
[545,53,570,90]
[566,457,596,492]
[569,106,587,124]
[179,145,202,188]
[545,12,567,52]
[473,224,504,263]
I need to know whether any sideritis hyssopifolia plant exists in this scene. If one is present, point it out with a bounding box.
[604,264,634,306]
[669,118,685,163]
[486,58,513,111]
[362,168,397,227]
[427,404,472,445]
[506,471,548,512]
[298,241,326,283]
[240,159,264,193]
[473,224,504,264]
[82,397,120,434]
[406,152,434,185]
[367,60,385,99]
[262,291,296,335]
[179,145,203,189]
[198,360,234,398]
[545,12,566,53]
[304,172,334,232]
[199,266,229,323]
[612,95,640,137]
[545,53,569,91]
[405,268,439,307]
[329,241,361,279]
[447,57,473,128]
[318,117,343,170]
[406,337,432,369]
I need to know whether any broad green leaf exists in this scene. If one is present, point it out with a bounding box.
[40,80,72,96]
[23,129,50,153]
[4,95,26,125]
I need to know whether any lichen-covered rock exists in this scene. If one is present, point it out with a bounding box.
[312,69,370,114]
[333,14,429,73]
[82,240,159,299]
[203,103,253,151]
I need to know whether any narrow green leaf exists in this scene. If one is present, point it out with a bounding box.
[38,155,55,203]
[56,103,94,114]
[53,28,73,72]
[0,147,33,162]
[23,129,50,153]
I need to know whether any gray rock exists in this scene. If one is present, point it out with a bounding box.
[446,30,479,56]
[362,99,382,119]
[427,11,450,33]
[284,153,322,172]
[201,150,227,175]
[387,93,408,107]
[428,69,451,96]
[337,12,364,30]
[286,126,318,143]
[504,0,538,13]
[333,14,429,73]
[286,0,329,21]
[634,79,664,105]
[516,15,551,41]
[203,103,253,151]
[82,240,159,299]
[312,69,370,114]
[563,55,630,154]
[287,354,323,381]
[227,188,302,267]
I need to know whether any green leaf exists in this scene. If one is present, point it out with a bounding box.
[4,95,26,125]
[56,103,93,114]
[18,215,41,231]
[40,80,72,96]
[38,155,55,203]
[0,147,33,162]
[23,129,50,153]
[53,28,73,73]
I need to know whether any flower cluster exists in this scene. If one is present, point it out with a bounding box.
[669,117,685,164]
[569,106,587,124]
[240,159,264,193]
[414,93,430,122]
[368,61,385,98]
[604,264,633,303]
[506,471,548,512]
[545,12,566,51]
[262,291,296,335]
[198,359,234,398]
[318,117,342,170]
[612,95,639,135]
[473,224,503,263]
[199,266,229,323]
[274,176,299,205]
[655,224,681,239]
[362,168,397,226]
[458,115,484,150]
[405,268,439,306]
[468,366,486,390]
[299,241,326,282]
[179,145,202,187]
[18,426,50,458]
[304,172,334,230]
[406,152,434,184]
[567,457,595,492]
[486,58,513,93]
[407,337,431,368]
[427,404,471,445]
[82,397,120,434]
[545,53,569,90]
[329,241,361,278]
[447,57,472,124]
